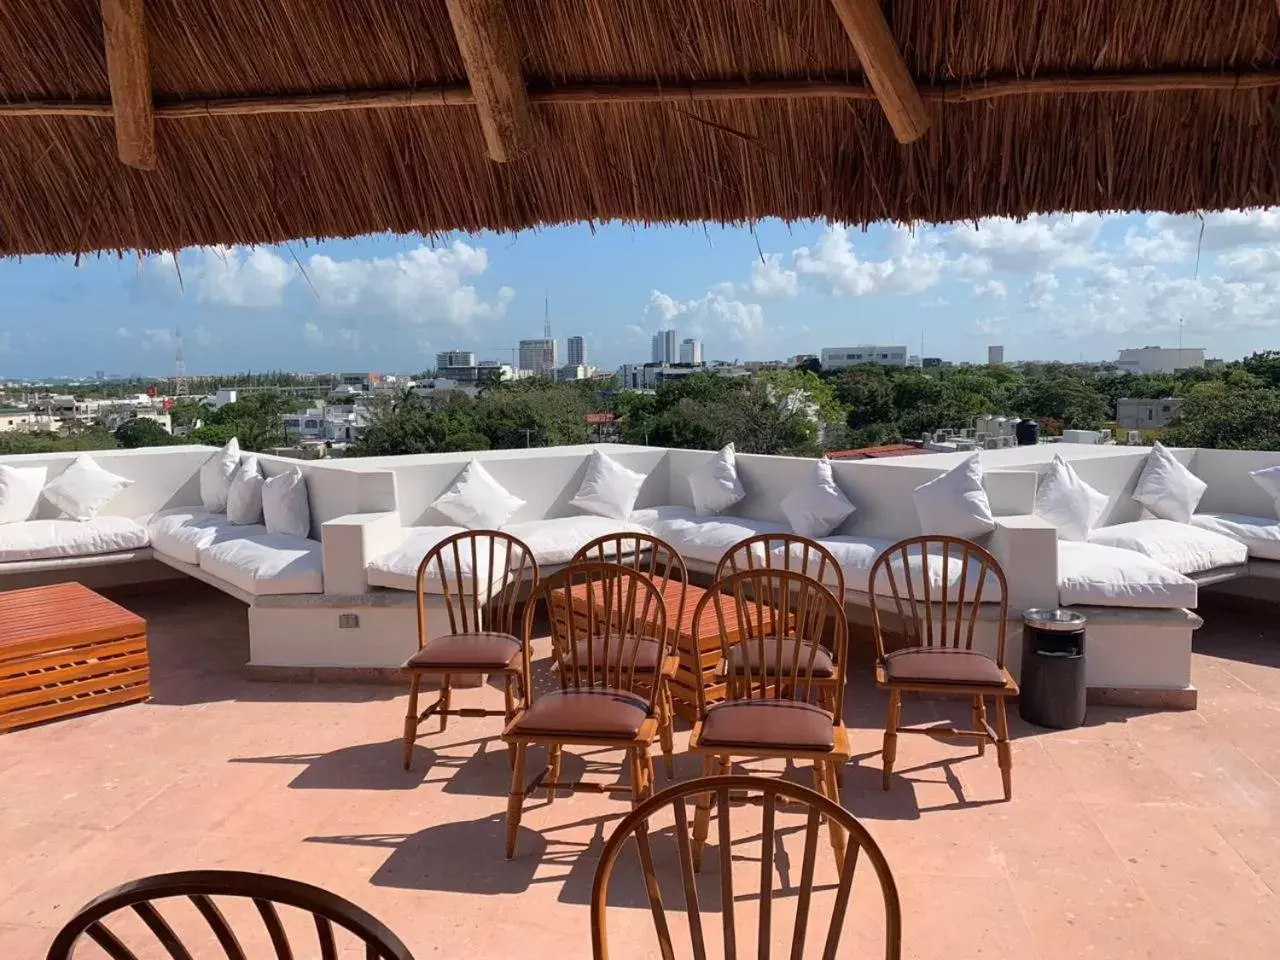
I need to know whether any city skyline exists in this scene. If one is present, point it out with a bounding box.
[4,211,1280,378]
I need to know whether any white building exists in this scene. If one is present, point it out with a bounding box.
[679,338,702,365]
[556,363,593,382]
[1116,346,1205,375]
[820,345,908,368]
[651,330,677,364]
[103,410,172,433]
[1116,397,1183,430]
[282,404,369,444]
[519,338,558,376]
[988,345,1005,365]
[567,336,586,366]
[435,350,475,369]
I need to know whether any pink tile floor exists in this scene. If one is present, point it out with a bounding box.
[1,583,1278,958]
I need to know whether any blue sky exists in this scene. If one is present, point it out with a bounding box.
[2,210,1279,377]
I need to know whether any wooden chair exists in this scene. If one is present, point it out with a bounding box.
[46,869,414,960]
[590,775,902,960]
[714,533,847,712]
[571,532,689,778]
[867,535,1017,800]
[503,562,673,859]
[688,569,850,871]
[401,530,538,770]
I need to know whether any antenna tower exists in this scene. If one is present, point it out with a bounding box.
[173,326,188,396]
[543,295,552,340]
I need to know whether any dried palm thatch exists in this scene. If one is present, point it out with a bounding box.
[2,0,1280,257]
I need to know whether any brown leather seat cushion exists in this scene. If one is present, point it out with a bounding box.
[884,648,1006,685]
[512,689,650,738]
[700,700,834,751]
[726,638,835,678]
[570,635,662,673]
[402,632,520,671]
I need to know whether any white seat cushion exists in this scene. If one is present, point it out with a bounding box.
[630,507,789,566]
[1058,541,1197,609]
[366,525,493,592]
[147,508,258,565]
[502,515,641,566]
[1088,518,1248,575]
[1189,513,1280,562]
[198,533,324,595]
[0,516,149,563]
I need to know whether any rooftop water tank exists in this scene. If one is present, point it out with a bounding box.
[1015,418,1040,446]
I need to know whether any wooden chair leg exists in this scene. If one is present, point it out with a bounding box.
[882,689,902,791]
[546,745,562,803]
[973,696,987,757]
[504,675,517,769]
[993,695,1013,801]
[813,761,846,873]
[505,740,527,859]
[827,759,847,809]
[402,674,421,771]
[439,673,452,732]
[691,754,717,872]
[658,686,676,780]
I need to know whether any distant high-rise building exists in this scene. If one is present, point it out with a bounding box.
[1116,346,1205,375]
[988,345,1005,366]
[519,338,558,376]
[651,329,678,364]
[820,345,908,369]
[436,350,476,369]
[679,338,703,365]
[567,336,586,366]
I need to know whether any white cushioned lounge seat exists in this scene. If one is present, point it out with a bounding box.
[1058,541,1197,609]
[1189,513,1280,561]
[0,516,149,563]
[198,532,324,596]
[501,515,641,566]
[630,506,788,566]
[147,508,260,565]
[367,524,505,593]
[1087,518,1248,575]
[794,537,1002,601]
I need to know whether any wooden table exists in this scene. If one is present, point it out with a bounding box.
[0,583,149,733]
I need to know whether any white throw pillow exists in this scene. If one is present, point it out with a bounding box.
[41,455,133,521]
[1250,465,1280,517]
[912,454,995,540]
[780,459,855,538]
[688,443,746,516]
[1034,455,1109,541]
[1132,442,1206,523]
[432,460,525,529]
[200,438,241,512]
[227,456,265,525]
[0,465,48,523]
[262,467,311,538]
[570,449,647,520]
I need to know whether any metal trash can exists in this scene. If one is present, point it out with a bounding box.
[1020,609,1087,729]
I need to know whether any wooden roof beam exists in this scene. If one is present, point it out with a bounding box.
[829,0,930,144]
[444,0,532,162]
[100,0,156,170]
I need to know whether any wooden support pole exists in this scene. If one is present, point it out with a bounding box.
[443,0,532,162]
[829,0,930,144]
[100,0,156,169]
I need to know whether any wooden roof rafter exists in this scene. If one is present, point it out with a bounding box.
[99,0,156,170]
[829,0,929,144]
[444,0,532,162]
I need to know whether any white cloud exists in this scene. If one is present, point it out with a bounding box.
[794,225,944,297]
[303,322,324,348]
[647,289,763,344]
[302,322,360,350]
[143,328,175,349]
[115,326,130,338]
[746,253,799,299]
[305,241,513,328]
[194,326,215,348]
[945,214,1104,275]
[1024,272,1059,310]
[973,280,1007,300]
[146,245,294,308]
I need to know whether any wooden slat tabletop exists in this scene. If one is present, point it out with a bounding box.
[0,583,146,658]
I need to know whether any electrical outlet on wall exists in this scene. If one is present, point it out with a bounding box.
[338,613,360,629]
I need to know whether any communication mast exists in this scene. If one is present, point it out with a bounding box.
[173,326,188,396]
[543,295,552,340]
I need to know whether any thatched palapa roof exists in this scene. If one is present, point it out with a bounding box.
[4,1,1280,257]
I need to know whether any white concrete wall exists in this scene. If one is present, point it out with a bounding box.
[1191,448,1280,518]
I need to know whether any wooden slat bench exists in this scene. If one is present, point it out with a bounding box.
[0,583,149,732]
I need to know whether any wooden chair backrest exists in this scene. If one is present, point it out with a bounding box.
[46,869,414,960]
[415,530,537,644]
[714,532,846,602]
[867,535,1009,666]
[590,774,901,960]
[692,569,847,721]
[573,532,689,630]
[527,561,670,701]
